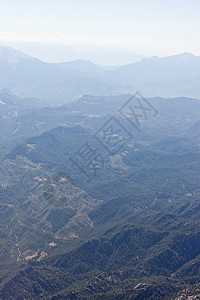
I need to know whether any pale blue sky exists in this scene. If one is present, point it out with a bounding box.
[0,0,199,64]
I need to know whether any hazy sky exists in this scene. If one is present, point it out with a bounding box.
[0,0,199,64]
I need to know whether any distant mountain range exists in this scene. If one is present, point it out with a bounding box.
[0,45,200,105]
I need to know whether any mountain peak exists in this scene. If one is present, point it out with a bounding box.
[57,58,102,73]
[170,52,197,60]
[0,45,31,59]
[0,45,42,67]
[177,52,195,57]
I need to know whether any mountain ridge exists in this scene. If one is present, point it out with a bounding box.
[0,45,200,104]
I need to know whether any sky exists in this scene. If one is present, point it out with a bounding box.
[0,0,199,65]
